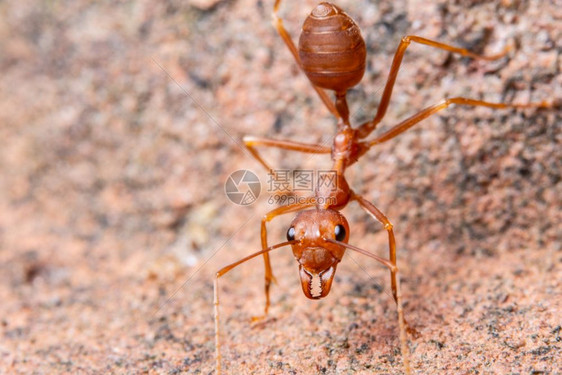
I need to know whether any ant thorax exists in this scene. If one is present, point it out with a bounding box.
[331,126,367,170]
[315,172,350,210]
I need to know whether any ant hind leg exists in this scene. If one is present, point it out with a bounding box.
[272,0,340,118]
[357,35,516,138]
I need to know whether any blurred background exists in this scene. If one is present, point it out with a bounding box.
[0,0,560,373]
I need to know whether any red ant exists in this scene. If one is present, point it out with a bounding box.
[214,2,552,374]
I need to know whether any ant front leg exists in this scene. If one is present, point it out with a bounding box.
[272,0,340,118]
[352,194,399,301]
[258,199,317,317]
[323,239,412,375]
[215,241,294,375]
[352,193,419,338]
[357,35,513,138]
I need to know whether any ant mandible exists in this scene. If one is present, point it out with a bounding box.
[214,1,552,374]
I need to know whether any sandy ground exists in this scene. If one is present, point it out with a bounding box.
[0,0,560,374]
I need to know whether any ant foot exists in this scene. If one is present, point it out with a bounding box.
[251,315,277,329]
[251,315,266,322]
[406,325,421,339]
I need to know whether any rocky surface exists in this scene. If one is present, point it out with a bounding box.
[0,0,560,374]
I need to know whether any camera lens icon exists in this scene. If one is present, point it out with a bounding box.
[225,170,261,206]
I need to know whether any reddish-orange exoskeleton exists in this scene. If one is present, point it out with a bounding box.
[214,2,552,374]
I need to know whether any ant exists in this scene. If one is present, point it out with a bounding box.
[214,1,553,374]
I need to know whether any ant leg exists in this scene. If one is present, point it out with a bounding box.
[215,241,294,375]
[258,198,317,317]
[243,135,331,176]
[352,193,419,337]
[273,0,340,118]
[366,97,551,147]
[352,195,398,301]
[357,35,513,138]
[325,238,411,375]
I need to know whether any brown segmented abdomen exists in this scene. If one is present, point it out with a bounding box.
[298,2,367,93]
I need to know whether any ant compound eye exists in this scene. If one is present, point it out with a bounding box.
[334,224,346,241]
[287,226,296,242]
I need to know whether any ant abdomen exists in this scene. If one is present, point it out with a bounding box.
[298,2,366,93]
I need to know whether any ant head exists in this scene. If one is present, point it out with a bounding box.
[287,209,349,299]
